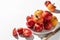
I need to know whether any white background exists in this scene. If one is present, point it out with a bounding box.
[0,0,60,40]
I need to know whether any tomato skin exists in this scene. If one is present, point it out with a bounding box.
[45,1,51,7]
[26,19,35,28]
[33,23,43,32]
[26,16,31,21]
[23,28,32,37]
[26,15,34,21]
[47,4,56,12]
[44,22,52,30]
[42,11,52,21]
[13,28,18,37]
[17,27,23,34]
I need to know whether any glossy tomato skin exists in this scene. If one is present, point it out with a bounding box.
[13,28,18,37]
[23,28,32,37]
[33,23,44,32]
[26,19,35,28]
[45,1,51,7]
[47,4,56,12]
[17,27,23,34]
[26,16,31,21]
[42,11,52,21]
[44,22,52,30]
[26,15,33,21]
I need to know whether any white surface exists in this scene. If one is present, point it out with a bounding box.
[0,0,60,40]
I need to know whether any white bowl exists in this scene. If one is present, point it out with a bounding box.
[32,22,60,34]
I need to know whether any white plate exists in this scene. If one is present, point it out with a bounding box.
[32,22,60,34]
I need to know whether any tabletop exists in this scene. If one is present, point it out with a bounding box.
[0,0,60,40]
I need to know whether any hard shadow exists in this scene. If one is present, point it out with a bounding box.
[53,9,60,13]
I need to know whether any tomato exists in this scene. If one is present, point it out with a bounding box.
[44,22,52,30]
[45,1,51,7]
[23,28,32,37]
[26,16,31,21]
[12,28,18,37]
[17,27,23,34]
[33,23,43,32]
[26,19,35,28]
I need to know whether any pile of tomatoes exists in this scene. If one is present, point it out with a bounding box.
[12,1,58,38]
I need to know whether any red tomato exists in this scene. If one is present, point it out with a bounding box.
[33,23,43,32]
[23,28,32,37]
[44,22,52,30]
[26,16,31,21]
[45,1,51,7]
[26,19,35,28]
[12,28,18,37]
[26,15,34,21]
[17,27,23,34]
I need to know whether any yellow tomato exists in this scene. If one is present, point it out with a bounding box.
[47,4,56,12]
[34,10,43,19]
[50,16,58,27]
